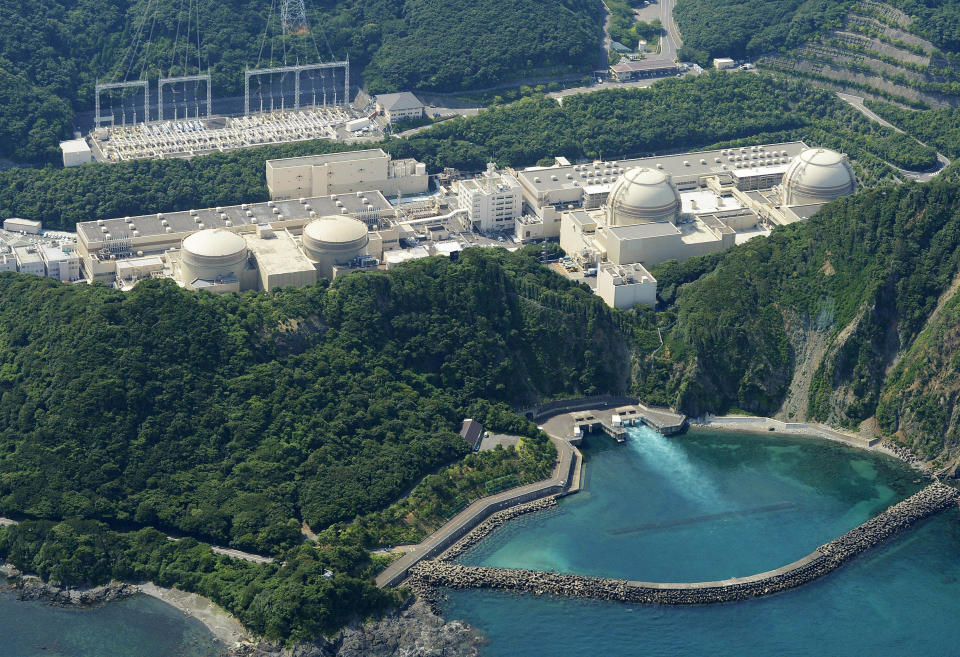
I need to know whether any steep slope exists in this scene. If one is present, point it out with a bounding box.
[877,288,960,458]
[637,181,960,449]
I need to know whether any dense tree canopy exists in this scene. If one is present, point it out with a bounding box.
[0,0,602,165]
[0,248,630,554]
[674,0,850,61]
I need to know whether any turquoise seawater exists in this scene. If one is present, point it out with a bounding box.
[0,580,223,657]
[444,426,960,655]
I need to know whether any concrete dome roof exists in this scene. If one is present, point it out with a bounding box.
[303,216,369,252]
[606,167,681,226]
[182,228,247,259]
[782,148,856,204]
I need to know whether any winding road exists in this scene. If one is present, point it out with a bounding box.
[837,91,951,182]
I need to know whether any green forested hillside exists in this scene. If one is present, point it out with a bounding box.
[0,0,601,165]
[638,180,960,457]
[0,74,935,228]
[0,246,638,638]
[674,0,849,62]
[865,100,960,158]
[0,248,627,553]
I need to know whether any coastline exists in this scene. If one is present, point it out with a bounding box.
[0,560,250,651]
[691,415,932,475]
[138,583,250,648]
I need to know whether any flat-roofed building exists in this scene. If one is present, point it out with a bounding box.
[265,148,429,200]
[4,218,42,234]
[456,164,522,232]
[40,245,80,281]
[597,262,657,309]
[60,139,93,167]
[13,246,45,276]
[246,226,319,291]
[610,59,679,81]
[0,254,17,273]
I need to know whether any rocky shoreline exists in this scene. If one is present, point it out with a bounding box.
[0,564,138,606]
[408,483,960,605]
[224,601,479,657]
[0,561,480,657]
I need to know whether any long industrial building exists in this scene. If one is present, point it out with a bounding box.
[75,191,398,292]
[265,149,429,200]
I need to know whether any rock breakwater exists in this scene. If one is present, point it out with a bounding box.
[410,483,959,605]
[439,497,559,562]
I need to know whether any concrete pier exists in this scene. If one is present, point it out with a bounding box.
[408,483,959,603]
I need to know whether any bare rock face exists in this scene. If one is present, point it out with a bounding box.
[13,577,139,605]
[228,601,479,657]
[334,601,478,657]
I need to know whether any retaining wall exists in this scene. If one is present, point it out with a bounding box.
[522,395,639,422]
[410,483,959,603]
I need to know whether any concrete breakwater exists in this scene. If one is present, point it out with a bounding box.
[439,497,559,562]
[410,483,959,605]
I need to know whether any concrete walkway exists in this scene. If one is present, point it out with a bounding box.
[376,435,579,588]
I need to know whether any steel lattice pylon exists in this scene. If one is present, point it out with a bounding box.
[281,0,309,35]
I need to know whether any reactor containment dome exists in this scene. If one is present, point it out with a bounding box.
[782,148,856,205]
[302,215,370,278]
[606,167,682,226]
[180,228,249,283]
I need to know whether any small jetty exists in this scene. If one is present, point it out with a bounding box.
[567,414,626,444]
[551,403,686,445]
[633,403,688,436]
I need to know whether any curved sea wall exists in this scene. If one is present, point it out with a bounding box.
[439,497,559,562]
[410,483,959,604]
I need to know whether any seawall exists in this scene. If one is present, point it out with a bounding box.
[375,435,579,588]
[409,483,959,604]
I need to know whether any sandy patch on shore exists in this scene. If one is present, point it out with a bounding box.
[693,416,878,451]
[139,583,250,646]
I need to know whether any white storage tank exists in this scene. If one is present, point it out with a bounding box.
[302,215,369,279]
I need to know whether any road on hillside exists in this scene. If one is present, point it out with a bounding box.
[837,91,951,182]
[658,0,683,61]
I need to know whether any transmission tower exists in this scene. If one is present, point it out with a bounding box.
[281,0,309,35]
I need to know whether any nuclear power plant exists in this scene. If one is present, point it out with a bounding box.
[512,142,856,309]
[68,141,857,303]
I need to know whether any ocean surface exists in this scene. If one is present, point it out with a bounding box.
[0,578,223,657]
[444,426,960,656]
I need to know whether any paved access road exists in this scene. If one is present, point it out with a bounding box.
[658,0,683,61]
[375,435,577,588]
[837,91,952,182]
